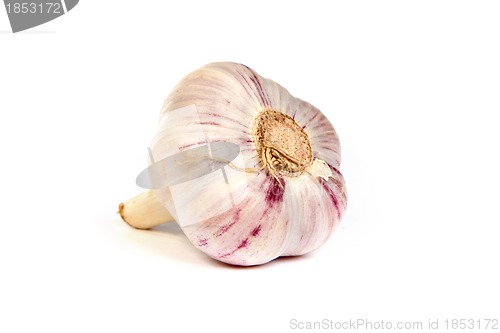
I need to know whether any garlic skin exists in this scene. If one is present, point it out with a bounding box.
[145,62,347,266]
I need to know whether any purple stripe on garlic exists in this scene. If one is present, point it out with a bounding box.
[119,62,347,266]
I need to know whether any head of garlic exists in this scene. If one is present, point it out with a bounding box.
[119,62,347,266]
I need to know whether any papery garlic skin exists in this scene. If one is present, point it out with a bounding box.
[151,62,347,266]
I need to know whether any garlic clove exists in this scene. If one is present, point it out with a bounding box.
[183,168,346,265]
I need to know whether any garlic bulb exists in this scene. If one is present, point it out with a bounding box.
[119,62,347,266]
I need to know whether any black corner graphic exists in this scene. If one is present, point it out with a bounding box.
[3,0,79,33]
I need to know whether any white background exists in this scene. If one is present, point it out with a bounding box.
[1,1,499,332]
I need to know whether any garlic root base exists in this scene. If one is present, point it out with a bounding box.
[118,191,173,229]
